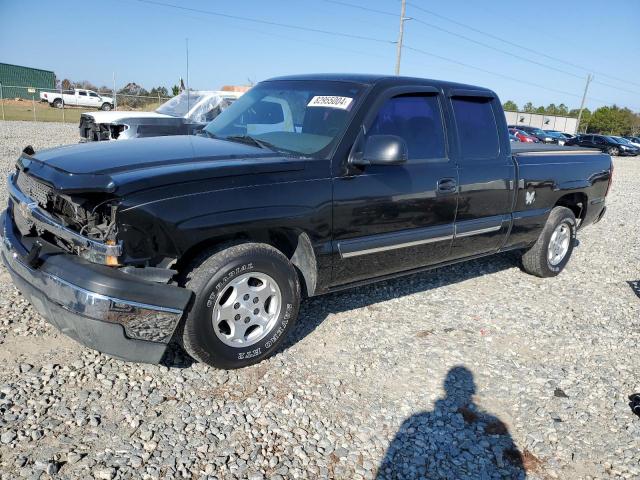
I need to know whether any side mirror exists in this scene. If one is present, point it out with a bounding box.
[352,134,408,166]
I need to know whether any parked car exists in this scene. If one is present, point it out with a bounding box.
[566,134,640,156]
[509,132,519,142]
[543,130,567,146]
[623,136,640,148]
[509,128,537,143]
[40,88,114,111]
[78,91,242,142]
[545,130,575,140]
[509,125,554,143]
[2,74,612,369]
[611,136,640,153]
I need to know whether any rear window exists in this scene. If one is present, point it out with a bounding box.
[451,97,499,159]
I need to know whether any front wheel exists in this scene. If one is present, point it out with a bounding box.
[101,102,112,111]
[607,147,619,156]
[180,243,301,369]
[521,206,576,277]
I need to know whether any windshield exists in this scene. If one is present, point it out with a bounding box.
[607,136,624,144]
[531,128,546,135]
[156,92,206,117]
[204,80,364,158]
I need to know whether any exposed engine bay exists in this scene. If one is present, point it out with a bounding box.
[13,168,118,256]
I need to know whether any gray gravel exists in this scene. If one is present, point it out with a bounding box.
[0,120,639,479]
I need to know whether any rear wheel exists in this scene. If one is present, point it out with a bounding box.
[52,98,63,109]
[521,206,576,277]
[180,243,300,369]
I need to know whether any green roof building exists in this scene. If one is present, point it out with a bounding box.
[0,63,55,100]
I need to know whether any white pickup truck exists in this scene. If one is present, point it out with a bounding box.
[40,89,114,110]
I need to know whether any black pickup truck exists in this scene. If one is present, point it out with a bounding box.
[1,74,612,369]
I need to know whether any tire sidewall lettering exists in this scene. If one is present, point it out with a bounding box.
[198,254,298,365]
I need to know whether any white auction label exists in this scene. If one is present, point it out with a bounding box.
[307,96,353,110]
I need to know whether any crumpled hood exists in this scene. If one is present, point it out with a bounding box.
[82,110,174,124]
[22,135,305,196]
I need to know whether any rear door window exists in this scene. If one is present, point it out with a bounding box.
[451,97,500,160]
[368,94,446,160]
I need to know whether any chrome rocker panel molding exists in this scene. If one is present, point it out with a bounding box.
[7,173,122,257]
[337,215,505,258]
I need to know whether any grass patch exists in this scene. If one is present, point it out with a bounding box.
[0,99,165,123]
[0,100,81,123]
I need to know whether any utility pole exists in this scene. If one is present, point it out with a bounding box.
[186,38,190,111]
[112,72,117,111]
[576,74,592,134]
[394,0,407,75]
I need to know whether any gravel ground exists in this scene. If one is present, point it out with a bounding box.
[0,120,638,479]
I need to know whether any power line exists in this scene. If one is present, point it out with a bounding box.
[134,0,638,109]
[402,46,581,100]
[323,0,396,17]
[406,1,640,90]
[134,0,394,45]
[324,0,640,96]
[142,5,391,61]
[402,45,637,109]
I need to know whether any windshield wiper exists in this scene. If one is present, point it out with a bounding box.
[200,130,220,139]
[223,135,279,151]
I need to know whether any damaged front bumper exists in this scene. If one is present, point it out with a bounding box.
[9,173,122,259]
[0,208,192,364]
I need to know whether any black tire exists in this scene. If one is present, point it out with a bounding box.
[607,146,619,156]
[52,98,63,109]
[180,242,300,369]
[521,206,576,278]
[101,103,112,111]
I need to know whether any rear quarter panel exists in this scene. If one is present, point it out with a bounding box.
[503,151,611,249]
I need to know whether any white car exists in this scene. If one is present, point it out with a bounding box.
[40,88,114,110]
[79,90,243,142]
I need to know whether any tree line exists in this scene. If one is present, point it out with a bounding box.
[502,100,639,136]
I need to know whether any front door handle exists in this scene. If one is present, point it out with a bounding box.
[437,178,457,193]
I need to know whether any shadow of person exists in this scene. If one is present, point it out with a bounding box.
[377,366,526,480]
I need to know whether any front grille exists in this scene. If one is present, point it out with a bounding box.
[15,171,53,207]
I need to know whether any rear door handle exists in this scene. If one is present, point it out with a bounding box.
[437,178,457,193]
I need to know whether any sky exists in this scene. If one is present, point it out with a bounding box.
[1,0,639,111]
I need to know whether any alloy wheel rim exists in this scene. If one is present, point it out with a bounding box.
[211,271,282,348]
[548,223,571,266]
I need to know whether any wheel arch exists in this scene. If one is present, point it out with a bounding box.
[555,192,588,225]
[176,228,318,297]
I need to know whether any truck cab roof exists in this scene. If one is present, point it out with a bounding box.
[264,73,495,95]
